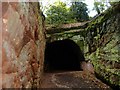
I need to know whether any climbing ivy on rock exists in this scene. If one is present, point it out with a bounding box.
[85,2,120,88]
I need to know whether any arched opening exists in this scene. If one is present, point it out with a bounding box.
[44,39,85,72]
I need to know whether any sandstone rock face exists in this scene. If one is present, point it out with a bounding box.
[86,3,120,87]
[1,2,45,88]
[80,61,94,74]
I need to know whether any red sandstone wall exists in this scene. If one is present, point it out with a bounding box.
[1,2,45,88]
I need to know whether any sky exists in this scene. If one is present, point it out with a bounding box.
[41,0,97,17]
[84,0,98,16]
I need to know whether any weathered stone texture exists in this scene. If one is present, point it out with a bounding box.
[86,3,120,87]
[2,2,45,88]
[46,2,120,88]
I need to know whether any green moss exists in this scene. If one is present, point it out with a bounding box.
[46,2,120,87]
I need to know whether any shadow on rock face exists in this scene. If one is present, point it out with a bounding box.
[44,39,85,72]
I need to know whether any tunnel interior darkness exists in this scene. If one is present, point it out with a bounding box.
[44,39,85,72]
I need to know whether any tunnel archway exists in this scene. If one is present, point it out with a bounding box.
[44,39,85,72]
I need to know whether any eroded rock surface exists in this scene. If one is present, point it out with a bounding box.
[1,2,45,88]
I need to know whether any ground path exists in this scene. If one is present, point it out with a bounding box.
[40,71,111,89]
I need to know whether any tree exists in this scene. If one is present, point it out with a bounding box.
[93,0,110,14]
[69,2,89,22]
[93,2,105,14]
[46,1,71,25]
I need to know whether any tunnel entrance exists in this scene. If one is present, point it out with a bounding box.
[44,39,85,72]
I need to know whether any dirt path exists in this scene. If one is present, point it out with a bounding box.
[40,71,111,89]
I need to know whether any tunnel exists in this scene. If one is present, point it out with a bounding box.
[44,39,85,72]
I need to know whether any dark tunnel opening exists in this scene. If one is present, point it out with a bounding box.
[44,39,85,72]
